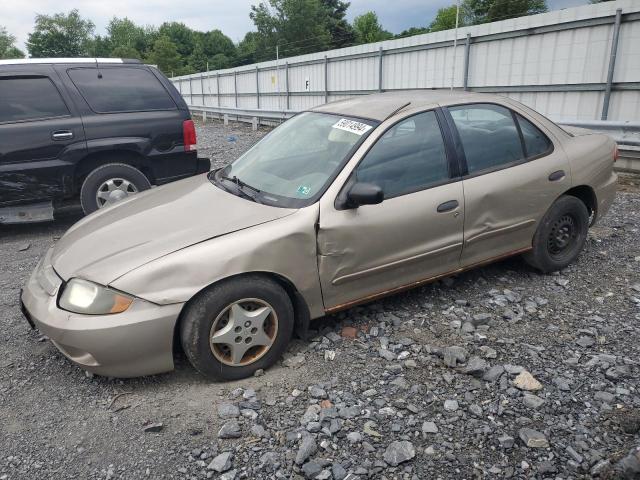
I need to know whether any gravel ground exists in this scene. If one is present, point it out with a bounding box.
[1,119,639,480]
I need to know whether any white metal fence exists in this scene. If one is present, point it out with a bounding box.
[171,0,640,124]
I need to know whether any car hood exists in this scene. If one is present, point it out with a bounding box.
[52,174,296,285]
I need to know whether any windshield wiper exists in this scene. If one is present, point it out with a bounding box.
[220,174,263,204]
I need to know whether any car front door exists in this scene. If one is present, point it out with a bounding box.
[445,103,572,267]
[317,109,464,311]
[0,66,86,206]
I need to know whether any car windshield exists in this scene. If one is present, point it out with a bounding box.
[212,112,377,207]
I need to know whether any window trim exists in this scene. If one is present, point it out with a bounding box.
[66,66,178,114]
[334,107,460,209]
[444,102,555,180]
[0,75,71,125]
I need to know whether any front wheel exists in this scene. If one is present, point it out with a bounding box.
[524,195,589,273]
[180,276,294,381]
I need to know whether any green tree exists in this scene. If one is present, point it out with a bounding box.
[188,40,208,72]
[27,9,95,57]
[249,0,333,59]
[353,12,392,44]
[158,22,195,58]
[396,27,429,39]
[0,26,25,59]
[107,17,150,55]
[111,45,141,59]
[147,35,181,75]
[463,0,546,24]
[236,31,260,65]
[199,29,236,59]
[321,0,356,48]
[429,5,463,32]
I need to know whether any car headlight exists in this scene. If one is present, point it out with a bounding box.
[59,278,133,315]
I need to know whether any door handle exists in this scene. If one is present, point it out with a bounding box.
[437,200,459,213]
[548,170,565,182]
[51,130,73,141]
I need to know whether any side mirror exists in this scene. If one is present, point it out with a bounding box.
[346,182,384,208]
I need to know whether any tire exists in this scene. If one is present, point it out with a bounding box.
[180,276,294,381]
[524,195,589,273]
[80,163,151,215]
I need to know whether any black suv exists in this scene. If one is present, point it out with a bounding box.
[0,58,209,222]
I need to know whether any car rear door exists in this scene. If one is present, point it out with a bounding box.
[444,102,571,267]
[317,109,464,311]
[0,65,86,206]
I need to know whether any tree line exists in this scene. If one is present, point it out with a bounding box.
[0,0,612,76]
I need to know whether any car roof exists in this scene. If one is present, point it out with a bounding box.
[310,90,508,121]
[0,58,142,66]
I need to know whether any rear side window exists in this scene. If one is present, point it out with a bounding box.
[516,113,552,158]
[0,77,69,123]
[68,67,175,113]
[449,104,524,175]
[356,110,450,198]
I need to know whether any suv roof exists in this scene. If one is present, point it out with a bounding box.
[0,58,142,66]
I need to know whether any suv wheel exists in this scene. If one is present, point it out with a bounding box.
[524,195,589,273]
[80,163,151,214]
[180,276,294,381]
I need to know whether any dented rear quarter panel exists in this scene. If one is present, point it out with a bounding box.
[109,205,325,319]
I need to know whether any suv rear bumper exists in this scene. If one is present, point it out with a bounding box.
[197,157,211,174]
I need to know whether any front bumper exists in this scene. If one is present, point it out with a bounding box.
[20,249,184,378]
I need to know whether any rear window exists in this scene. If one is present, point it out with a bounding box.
[0,77,69,123]
[68,67,176,113]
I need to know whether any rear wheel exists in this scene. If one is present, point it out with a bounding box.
[180,276,294,381]
[80,163,151,215]
[524,195,589,273]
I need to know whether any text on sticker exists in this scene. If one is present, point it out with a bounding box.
[332,119,373,135]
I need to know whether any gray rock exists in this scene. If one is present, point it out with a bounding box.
[422,421,438,434]
[519,428,549,448]
[498,434,515,449]
[295,436,317,465]
[480,345,497,358]
[461,322,475,333]
[378,348,396,361]
[471,313,492,326]
[219,470,237,480]
[444,399,459,412]
[483,365,505,382]
[346,431,362,443]
[338,405,360,419]
[207,451,233,472]
[218,420,242,439]
[462,356,488,377]
[331,463,347,480]
[283,354,306,368]
[217,403,240,419]
[576,336,595,348]
[301,461,322,478]
[443,346,468,367]
[251,424,267,437]
[383,440,416,466]
[308,386,327,399]
[522,394,545,409]
[595,391,615,403]
[566,445,584,464]
[613,446,640,479]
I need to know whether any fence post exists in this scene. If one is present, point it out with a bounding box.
[463,34,472,92]
[188,76,193,106]
[233,71,238,109]
[378,47,384,92]
[216,72,220,112]
[200,73,205,106]
[256,65,260,110]
[324,55,329,104]
[285,61,290,110]
[602,8,622,120]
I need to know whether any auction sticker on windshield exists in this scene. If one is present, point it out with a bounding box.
[332,118,372,136]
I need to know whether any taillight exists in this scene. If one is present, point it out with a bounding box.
[613,143,618,162]
[183,120,197,152]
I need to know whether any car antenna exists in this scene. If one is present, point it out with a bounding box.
[384,102,411,121]
[94,58,103,79]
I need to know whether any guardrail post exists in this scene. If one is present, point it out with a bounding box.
[216,72,220,112]
[224,114,229,126]
[324,55,329,103]
[252,117,258,131]
[602,8,622,120]
[255,65,260,110]
[463,33,472,91]
[202,110,207,122]
[378,47,384,92]
[233,71,238,109]
[285,61,290,110]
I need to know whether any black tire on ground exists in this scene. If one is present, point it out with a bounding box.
[80,163,151,215]
[180,276,294,381]
[524,195,589,273]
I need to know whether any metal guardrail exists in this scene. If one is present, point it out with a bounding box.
[189,105,640,173]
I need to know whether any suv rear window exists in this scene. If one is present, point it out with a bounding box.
[0,77,69,123]
[68,67,176,113]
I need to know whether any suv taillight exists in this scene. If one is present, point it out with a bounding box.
[183,120,197,152]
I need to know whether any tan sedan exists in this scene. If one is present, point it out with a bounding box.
[21,91,617,380]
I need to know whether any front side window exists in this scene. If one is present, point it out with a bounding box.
[355,110,449,198]
[215,112,377,207]
[449,104,524,174]
[0,77,69,123]
[68,67,176,113]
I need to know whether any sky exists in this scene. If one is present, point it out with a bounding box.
[3,0,591,52]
